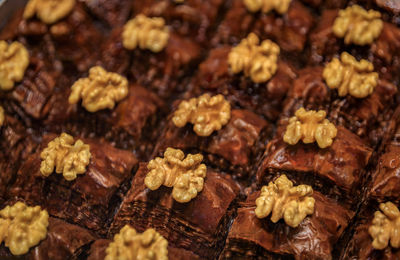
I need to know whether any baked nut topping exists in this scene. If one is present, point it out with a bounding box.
[0,41,29,91]
[369,202,400,250]
[284,108,337,149]
[0,106,4,127]
[323,52,378,98]
[0,202,49,256]
[40,133,91,181]
[255,175,315,228]
[228,33,279,84]
[106,225,168,260]
[173,94,231,137]
[122,14,170,53]
[333,5,383,45]
[68,66,128,113]
[23,0,76,24]
[145,148,207,203]
[243,0,291,14]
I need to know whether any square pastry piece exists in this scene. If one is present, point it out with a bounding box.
[131,0,225,45]
[221,175,354,259]
[154,94,270,178]
[192,33,297,121]
[109,149,240,259]
[258,108,373,206]
[282,54,397,148]
[0,201,97,259]
[8,133,138,235]
[99,13,202,100]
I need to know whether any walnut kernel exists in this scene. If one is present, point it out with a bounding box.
[369,202,400,250]
[333,5,383,45]
[228,33,279,83]
[172,94,231,137]
[255,175,315,228]
[0,41,29,91]
[145,148,207,203]
[283,108,337,149]
[0,202,48,255]
[23,0,76,24]
[105,225,168,260]
[122,14,170,53]
[68,66,128,112]
[243,0,291,14]
[323,52,378,98]
[40,133,91,181]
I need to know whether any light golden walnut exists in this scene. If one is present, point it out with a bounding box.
[255,175,315,228]
[228,33,279,83]
[0,202,48,256]
[283,108,337,149]
[68,66,128,113]
[23,0,76,24]
[369,202,400,250]
[243,0,291,14]
[40,133,91,181]
[173,94,231,137]
[122,14,170,53]
[145,148,207,203]
[106,225,168,260]
[323,52,378,98]
[0,41,29,91]
[333,5,383,45]
[0,106,4,127]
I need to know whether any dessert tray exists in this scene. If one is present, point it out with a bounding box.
[0,0,400,259]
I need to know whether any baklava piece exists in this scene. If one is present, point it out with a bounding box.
[154,94,270,178]
[309,5,400,82]
[109,156,240,259]
[258,114,373,206]
[99,15,202,99]
[132,0,225,45]
[251,0,314,55]
[67,68,164,160]
[18,0,103,72]
[221,177,354,259]
[0,203,96,260]
[8,133,138,235]
[192,33,297,121]
[282,61,397,148]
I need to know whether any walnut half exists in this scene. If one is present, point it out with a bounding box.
[255,175,315,228]
[106,225,168,260]
[228,33,279,83]
[0,41,30,91]
[145,148,207,203]
[173,94,231,137]
[369,202,400,250]
[283,108,337,149]
[333,5,383,45]
[40,133,91,181]
[68,66,128,113]
[0,202,49,256]
[323,52,378,98]
[23,0,76,24]
[243,0,292,14]
[122,14,170,53]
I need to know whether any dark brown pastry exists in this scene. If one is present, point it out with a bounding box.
[109,163,240,259]
[0,217,96,260]
[8,135,138,235]
[221,190,354,259]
